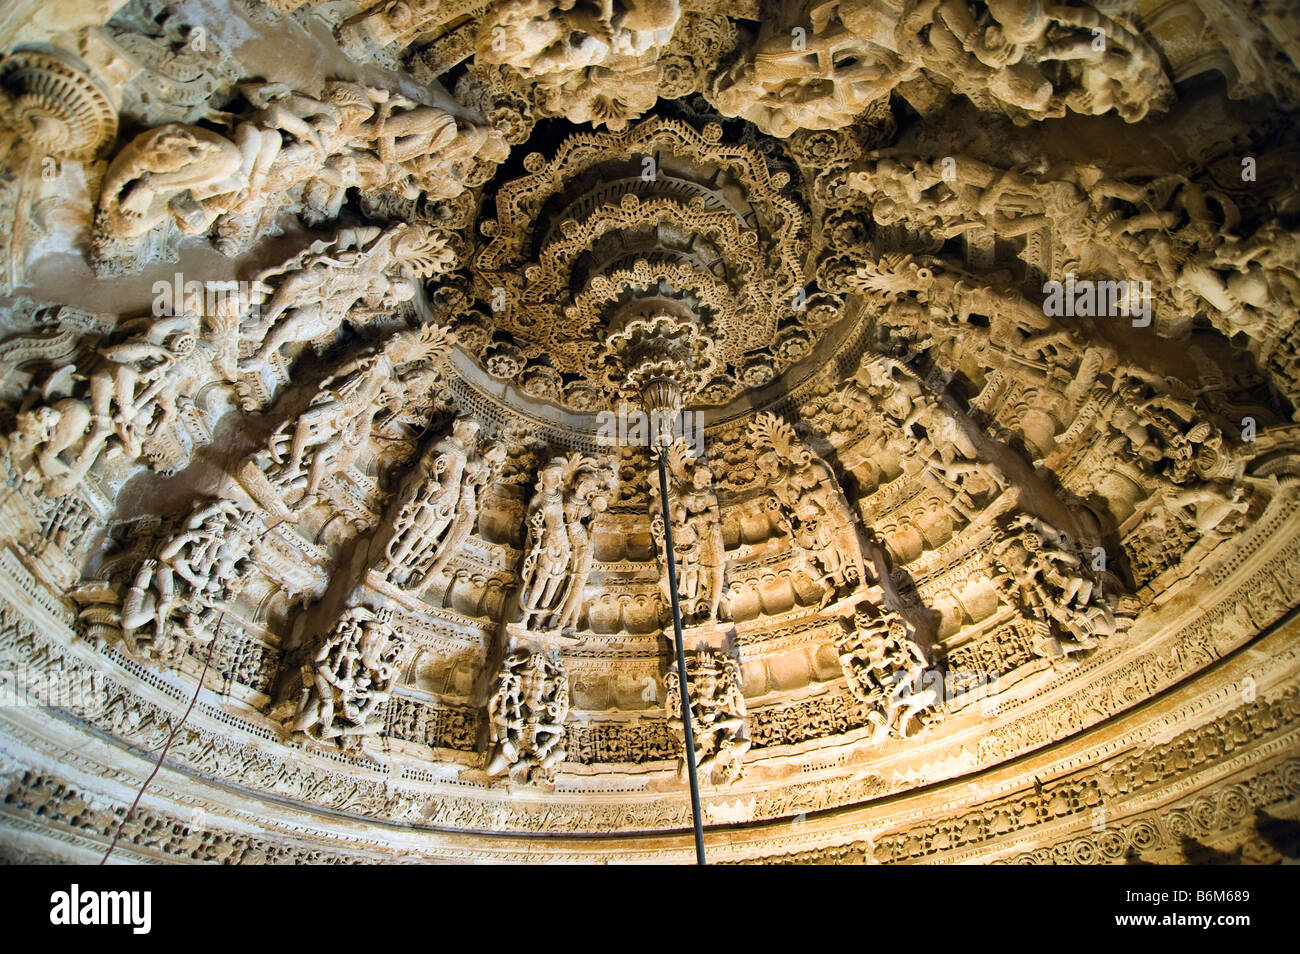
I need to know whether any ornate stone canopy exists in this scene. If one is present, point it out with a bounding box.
[0,0,1298,865]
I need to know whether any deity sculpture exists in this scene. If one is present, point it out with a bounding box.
[849,149,1300,359]
[852,253,1059,358]
[842,355,927,425]
[650,442,727,625]
[485,650,571,783]
[843,353,991,495]
[8,312,201,496]
[664,649,750,785]
[479,0,680,72]
[749,412,867,606]
[836,608,942,739]
[375,417,506,591]
[1194,220,1300,342]
[517,454,614,631]
[239,223,454,372]
[292,606,401,747]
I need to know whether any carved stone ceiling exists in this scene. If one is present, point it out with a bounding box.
[0,0,1298,865]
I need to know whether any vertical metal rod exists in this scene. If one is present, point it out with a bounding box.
[657,442,707,865]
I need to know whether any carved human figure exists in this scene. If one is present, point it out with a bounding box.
[849,152,1048,238]
[553,464,614,630]
[843,354,985,486]
[877,625,941,736]
[837,608,941,738]
[708,0,1171,135]
[664,650,750,785]
[240,223,454,371]
[384,419,478,576]
[115,499,258,661]
[9,312,200,496]
[8,399,92,494]
[423,438,507,585]
[477,0,678,129]
[279,80,501,202]
[518,454,613,630]
[650,442,727,625]
[380,418,505,591]
[1193,220,1300,342]
[293,606,400,747]
[852,253,1059,363]
[1099,365,1235,485]
[1165,483,1251,537]
[485,651,571,783]
[395,115,509,197]
[259,326,451,512]
[477,0,680,76]
[263,355,403,511]
[843,355,925,426]
[851,153,1294,347]
[88,313,198,454]
[990,513,1127,659]
[95,124,244,246]
[339,0,450,50]
[519,459,571,625]
[216,80,377,237]
[93,79,504,263]
[750,412,867,605]
[709,2,902,137]
[897,0,1172,123]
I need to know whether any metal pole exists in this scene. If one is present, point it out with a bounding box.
[657,442,707,865]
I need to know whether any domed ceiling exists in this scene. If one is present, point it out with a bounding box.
[0,0,1298,864]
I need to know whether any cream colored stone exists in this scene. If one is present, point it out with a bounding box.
[0,0,1294,865]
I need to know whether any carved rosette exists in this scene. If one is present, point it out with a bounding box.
[472,116,817,410]
[603,312,718,414]
[0,50,117,161]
